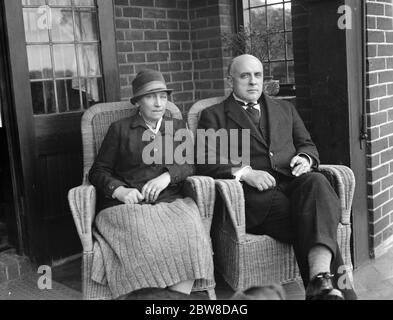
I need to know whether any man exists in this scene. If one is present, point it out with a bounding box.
[196,54,357,300]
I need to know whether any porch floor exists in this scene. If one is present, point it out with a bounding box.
[1,245,392,300]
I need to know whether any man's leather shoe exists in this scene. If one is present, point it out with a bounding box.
[305,272,344,300]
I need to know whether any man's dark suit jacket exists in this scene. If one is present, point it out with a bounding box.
[196,94,320,229]
[89,111,193,212]
[197,94,320,179]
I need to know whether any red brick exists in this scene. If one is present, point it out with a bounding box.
[135,64,159,73]
[379,96,393,111]
[114,0,128,6]
[130,0,154,6]
[127,53,146,63]
[117,42,133,53]
[377,17,393,30]
[143,8,166,19]
[368,137,389,154]
[159,62,181,72]
[170,52,191,61]
[367,84,387,99]
[167,9,189,20]
[145,30,168,40]
[169,31,189,40]
[382,199,393,216]
[130,19,155,29]
[382,174,393,191]
[377,44,393,57]
[367,16,377,29]
[156,20,178,29]
[183,82,194,91]
[368,58,387,72]
[155,0,177,8]
[171,72,192,81]
[134,42,157,52]
[124,30,143,41]
[373,215,390,234]
[367,30,385,43]
[115,19,130,29]
[367,2,385,16]
[382,225,393,241]
[198,48,222,59]
[147,52,169,62]
[368,181,381,195]
[372,164,390,181]
[194,60,210,70]
[369,111,388,127]
[367,153,381,168]
[123,7,142,18]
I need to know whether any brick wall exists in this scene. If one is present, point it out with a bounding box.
[189,0,234,102]
[292,1,312,126]
[365,0,393,256]
[114,0,193,113]
[114,0,234,115]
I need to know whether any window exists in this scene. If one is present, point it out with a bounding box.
[242,0,294,86]
[22,0,104,115]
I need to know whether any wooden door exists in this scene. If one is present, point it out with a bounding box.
[3,0,119,264]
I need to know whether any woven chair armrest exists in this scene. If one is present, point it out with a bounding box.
[215,179,246,240]
[184,176,215,219]
[68,184,97,252]
[318,165,355,225]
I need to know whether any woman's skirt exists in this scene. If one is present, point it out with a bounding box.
[91,197,214,299]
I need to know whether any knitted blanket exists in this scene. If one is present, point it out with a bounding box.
[91,197,214,299]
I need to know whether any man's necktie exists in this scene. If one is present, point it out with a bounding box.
[245,102,260,127]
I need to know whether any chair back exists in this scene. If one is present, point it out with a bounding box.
[187,96,227,136]
[81,101,182,182]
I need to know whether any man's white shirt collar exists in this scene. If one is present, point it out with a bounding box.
[233,93,261,112]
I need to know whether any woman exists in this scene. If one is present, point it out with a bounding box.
[88,69,213,299]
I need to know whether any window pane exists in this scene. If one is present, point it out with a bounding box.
[269,33,285,60]
[53,44,77,77]
[286,32,293,60]
[23,8,50,43]
[250,7,266,32]
[27,45,53,80]
[270,61,286,83]
[266,0,282,4]
[77,45,101,77]
[74,0,96,6]
[75,10,99,41]
[81,78,104,109]
[31,81,56,114]
[285,2,292,31]
[287,61,295,84]
[267,4,284,32]
[48,0,72,5]
[22,0,46,5]
[250,0,265,7]
[56,79,81,112]
[51,9,74,42]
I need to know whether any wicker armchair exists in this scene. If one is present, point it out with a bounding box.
[68,101,216,300]
[188,96,355,291]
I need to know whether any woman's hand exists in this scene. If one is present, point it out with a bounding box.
[113,187,144,205]
[141,172,171,203]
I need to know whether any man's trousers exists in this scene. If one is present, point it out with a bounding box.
[244,171,357,300]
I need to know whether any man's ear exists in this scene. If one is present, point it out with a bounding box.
[227,76,234,90]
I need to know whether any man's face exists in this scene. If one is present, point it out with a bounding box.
[228,56,264,103]
[137,91,168,122]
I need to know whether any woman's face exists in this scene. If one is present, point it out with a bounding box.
[137,91,168,122]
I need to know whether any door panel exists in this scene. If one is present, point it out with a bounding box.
[4,0,119,264]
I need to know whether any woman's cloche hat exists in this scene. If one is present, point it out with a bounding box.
[130,69,173,105]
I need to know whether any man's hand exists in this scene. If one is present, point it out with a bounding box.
[113,187,144,204]
[141,172,171,203]
[241,168,276,191]
[290,155,312,177]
